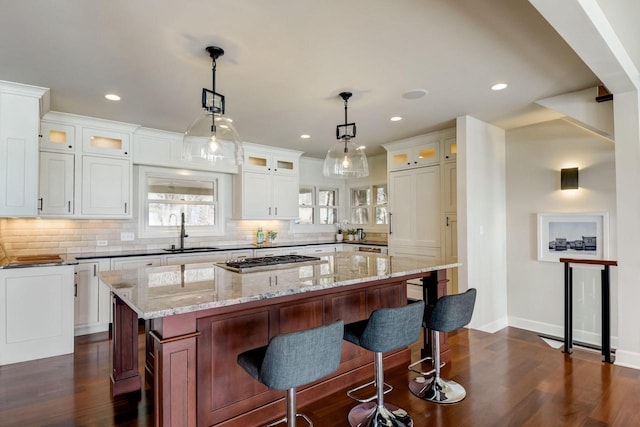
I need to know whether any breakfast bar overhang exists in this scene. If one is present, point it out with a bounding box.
[100,252,458,426]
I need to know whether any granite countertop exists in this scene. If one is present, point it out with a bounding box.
[72,240,387,261]
[99,252,458,320]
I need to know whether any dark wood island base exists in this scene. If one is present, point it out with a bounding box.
[110,267,449,426]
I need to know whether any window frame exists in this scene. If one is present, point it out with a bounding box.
[347,182,388,230]
[295,185,340,232]
[136,165,228,238]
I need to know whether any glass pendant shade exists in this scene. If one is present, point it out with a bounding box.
[183,45,242,167]
[183,111,243,167]
[323,91,369,178]
[323,139,369,178]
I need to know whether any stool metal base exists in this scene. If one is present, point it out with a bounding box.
[409,376,466,404]
[267,413,313,427]
[347,402,413,427]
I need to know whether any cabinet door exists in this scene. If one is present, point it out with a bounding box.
[388,142,439,171]
[39,151,74,215]
[414,166,440,247]
[242,171,272,218]
[272,174,299,218]
[82,127,130,157]
[388,170,415,246]
[389,166,440,248]
[442,161,457,213]
[444,214,458,294]
[111,256,162,270]
[81,156,131,216]
[444,136,457,161]
[0,92,40,217]
[0,265,74,365]
[75,263,100,328]
[40,121,75,152]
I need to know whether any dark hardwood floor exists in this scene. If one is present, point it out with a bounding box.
[1,327,639,426]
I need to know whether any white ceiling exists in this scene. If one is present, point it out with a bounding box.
[0,0,598,158]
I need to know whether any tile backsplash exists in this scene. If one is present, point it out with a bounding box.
[0,218,343,256]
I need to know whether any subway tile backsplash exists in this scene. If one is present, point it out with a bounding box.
[0,218,341,256]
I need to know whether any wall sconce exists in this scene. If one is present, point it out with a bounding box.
[561,167,579,190]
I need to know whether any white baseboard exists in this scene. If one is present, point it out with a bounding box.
[471,315,509,333]
[508,316,618,349]
[613,350,640,370]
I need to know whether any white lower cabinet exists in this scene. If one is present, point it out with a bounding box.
[0,265,74,366]
[111,256,162,270]
[74,260,111,336]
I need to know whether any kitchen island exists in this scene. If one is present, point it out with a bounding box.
[99,252,458,427]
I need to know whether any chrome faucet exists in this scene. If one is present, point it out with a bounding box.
[180,212,189,249]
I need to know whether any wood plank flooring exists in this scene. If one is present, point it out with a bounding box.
[1,327,639,426]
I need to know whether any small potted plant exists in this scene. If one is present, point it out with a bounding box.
[336,219,349,242]
[267,230,278,243]
[347,229,357,241]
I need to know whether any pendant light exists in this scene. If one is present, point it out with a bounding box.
[323,92,368,178]
[183,46,243,166]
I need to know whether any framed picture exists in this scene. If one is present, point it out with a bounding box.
[537,212,609,262]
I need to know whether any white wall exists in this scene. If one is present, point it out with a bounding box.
[457,115,508,332]
[505,119,617,345]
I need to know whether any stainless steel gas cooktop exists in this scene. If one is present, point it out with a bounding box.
[218,254,322,273]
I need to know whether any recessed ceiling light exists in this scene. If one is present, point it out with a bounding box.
[105,93,121,101]
[390,116,402,122]
[402,89,428,100]
[300,134,310,139]
[358,145,366,150]
[491,83,508,91]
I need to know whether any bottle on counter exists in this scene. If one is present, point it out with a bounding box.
[256,227,265,244]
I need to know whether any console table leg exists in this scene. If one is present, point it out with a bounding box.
[563,263,573,355]
[602,265,612,363]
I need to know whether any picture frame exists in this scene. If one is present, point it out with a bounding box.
[537,212,609,262]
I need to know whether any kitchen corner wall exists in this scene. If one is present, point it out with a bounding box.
[0,217,335,257]
[505,118,617,346]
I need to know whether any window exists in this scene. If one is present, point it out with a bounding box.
[349,184,388,225]
[298,186,338,225]
[137,166,227,237]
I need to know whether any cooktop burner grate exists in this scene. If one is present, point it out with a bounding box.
[224,254,321,270]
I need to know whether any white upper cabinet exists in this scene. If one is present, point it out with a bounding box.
[40,121,75,152]
[386,141,440,171]
[444,136,457,161]
[233,143,302,220]
[243,148,298,175]
[132,127,239,174]
[81,156,131,217]
[39,111,137,218]
[0,81,48,217]
[82,127,130,158]
[39,151,74,215]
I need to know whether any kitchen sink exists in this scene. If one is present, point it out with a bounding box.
[163,246,218,253]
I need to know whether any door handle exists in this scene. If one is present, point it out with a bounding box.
[389,213,392,235]
[38,198,43,211]
[68,201,71,213]
[446,216,449,227]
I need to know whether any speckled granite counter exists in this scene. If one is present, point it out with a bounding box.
[99,252,457,320]
[103,251,457,426]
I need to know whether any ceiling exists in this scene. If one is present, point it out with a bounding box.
[0,0,598,158]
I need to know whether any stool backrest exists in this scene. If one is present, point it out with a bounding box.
[261,321,344,390]
[360,301,425,353]
[426,288,477,333]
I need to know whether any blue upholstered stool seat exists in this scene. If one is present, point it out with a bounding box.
[343,301,424,427]
[237,321,344,427]
[408,288,476,404]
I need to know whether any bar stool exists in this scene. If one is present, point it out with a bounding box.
[408,288,476,404]
[237,321,344,427]
[343,301,425,427]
